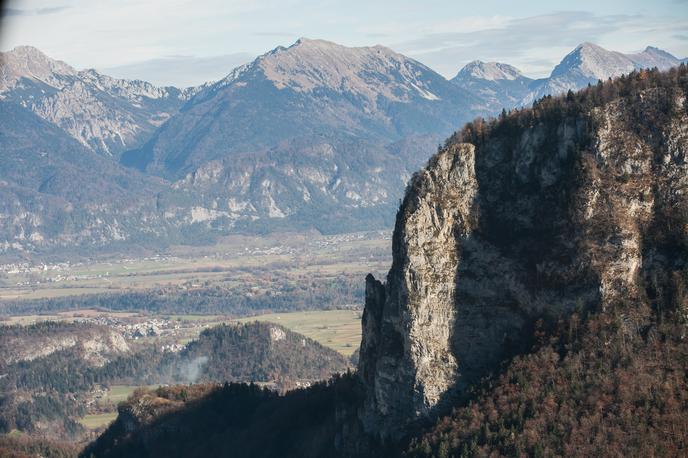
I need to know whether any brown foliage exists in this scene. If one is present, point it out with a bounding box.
[407,308,688,458]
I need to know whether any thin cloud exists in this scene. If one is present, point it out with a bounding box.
[101,52,254,87]
[36,6,69,14]
[366,32,390,39]
[399,12,623,55]
[2,8,22,16]
[3,6,70,16]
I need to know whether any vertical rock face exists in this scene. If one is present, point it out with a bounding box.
[359,75,688,439]
[359,143,478,436]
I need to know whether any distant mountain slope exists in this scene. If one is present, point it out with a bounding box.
[0,40,685,253]
[0,101,160,202]
[522,43,684,104]
[0,100,171,252]
[124,38,480,178]
[451,60,533,113]
[0,46,197,157]
[451,43,685,111]
[119,38,482,232]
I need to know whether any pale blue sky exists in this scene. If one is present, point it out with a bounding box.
[2,0,687,86]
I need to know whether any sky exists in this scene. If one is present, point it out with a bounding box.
[1,0,687,87]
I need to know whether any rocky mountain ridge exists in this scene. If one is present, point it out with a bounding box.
[358,65,688,438]
[0,322,130,368]
[122,37,479,177]
[0,46,198,157]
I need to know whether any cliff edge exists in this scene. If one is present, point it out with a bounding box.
[359,67,688,439]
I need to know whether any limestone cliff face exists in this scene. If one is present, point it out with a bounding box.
[358,79,688,439]
[359,143,478,435]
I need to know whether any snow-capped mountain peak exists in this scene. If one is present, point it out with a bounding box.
[628,46,683,71]
[450,60,532,113]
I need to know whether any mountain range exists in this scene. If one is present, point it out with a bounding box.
[452,42,686,111]
[0,40,685,255]
[0,46,198,158]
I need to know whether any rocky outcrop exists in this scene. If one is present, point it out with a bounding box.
[359,143,478,436]
[0,322,130,367]
[359,70,688,439]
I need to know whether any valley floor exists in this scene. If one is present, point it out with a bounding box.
[0,231,390,302]
[0,231,382,455]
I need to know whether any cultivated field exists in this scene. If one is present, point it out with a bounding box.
[79,412,118,429]
[0,231,390,302]
[235,309,362,356]
[103,385,161,404]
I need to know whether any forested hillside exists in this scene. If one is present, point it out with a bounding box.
[81,305,688,458]
[1,275,363,316]
[0,321,348,445]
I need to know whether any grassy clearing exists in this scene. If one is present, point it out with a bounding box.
[79,412,118,429]
[104,384,160,404]
[105,385,137,404]
[0,310,141,326]
[80,385,160,430]
[235,309,362,356]
[0,314,60,326]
